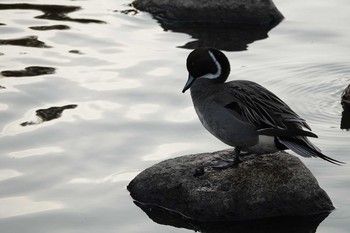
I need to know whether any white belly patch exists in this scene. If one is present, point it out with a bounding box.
[248,135,278,154]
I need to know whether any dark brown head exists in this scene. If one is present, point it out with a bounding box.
[182,48,231,93]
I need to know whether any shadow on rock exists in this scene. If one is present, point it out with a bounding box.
[21,104,77,126]
[134,200,330,233]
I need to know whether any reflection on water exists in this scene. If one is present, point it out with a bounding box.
[0,0,349,233]
[134,201,329,233]
[69,171,139,184]
[164,24,279,51]
[29,25,70,31]
[0,196,63,218]
[341,84,350,111]
[340,110,350,130]
[142,142,195,161]
[119,7,280,51]
[0,3,105,24]
[1,66,56,77]
[0,35,51,48]
[8,147,63,158]
[0,170,22,181]
[69,50,84,54]
[115,7,139,16]
[341,84,350,130]
[21,104,77,126]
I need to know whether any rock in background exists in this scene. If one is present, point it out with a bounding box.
[132,0,284,26]
[129,0,284,51]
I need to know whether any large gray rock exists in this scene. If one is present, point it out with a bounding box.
[128,150,334,221]
[132,0,284,25]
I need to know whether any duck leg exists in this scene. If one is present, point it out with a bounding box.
[212,147,242,169]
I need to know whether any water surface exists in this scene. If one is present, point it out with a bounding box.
[0,0,349,232]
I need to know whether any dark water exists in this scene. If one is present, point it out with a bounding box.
[0,0,349,232]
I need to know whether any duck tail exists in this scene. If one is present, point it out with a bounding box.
[276,136,345,165]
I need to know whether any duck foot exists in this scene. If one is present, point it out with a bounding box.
[211,157,242,169]
[240,151,252,157]
[211,147,243,169]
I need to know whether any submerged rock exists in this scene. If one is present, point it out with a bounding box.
[341,84,350,112]
[1,66,55,77]
[135,200,330,233]
[132,0,284,26]
[128,150,334,221]
[341,84,350,130]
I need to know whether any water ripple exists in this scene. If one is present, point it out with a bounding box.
[234,60,350,149]
[0,3,105,24]
[0,35,51,48]
[1,66,55,77]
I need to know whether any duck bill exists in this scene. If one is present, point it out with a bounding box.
[182,75,195,93]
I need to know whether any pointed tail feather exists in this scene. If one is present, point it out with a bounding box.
[277,136,345,165]
[258,128,318,138]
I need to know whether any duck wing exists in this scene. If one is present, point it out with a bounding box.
[215,80,344,165]
[216,80,316,137]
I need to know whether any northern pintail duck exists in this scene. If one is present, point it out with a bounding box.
[182,47,343,166]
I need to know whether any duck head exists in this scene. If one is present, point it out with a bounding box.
[182,48,231,93]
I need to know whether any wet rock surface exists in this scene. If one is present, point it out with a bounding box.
[128,150,334,221]
[132,0,284,26]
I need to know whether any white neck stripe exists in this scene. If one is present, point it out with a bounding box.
[199,50,222,80]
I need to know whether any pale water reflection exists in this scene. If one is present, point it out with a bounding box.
[0,170,22,181]
[165,106,197,122]
[143,142,196,161]
[125,104,160,120]
[0,196,63,218]
[8,147,64,158]
[69,171,139,184]
[1,100,122,135]
[0,0,349,233]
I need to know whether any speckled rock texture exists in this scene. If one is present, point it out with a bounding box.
[132,0,284,25]
[128,150,334,221]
